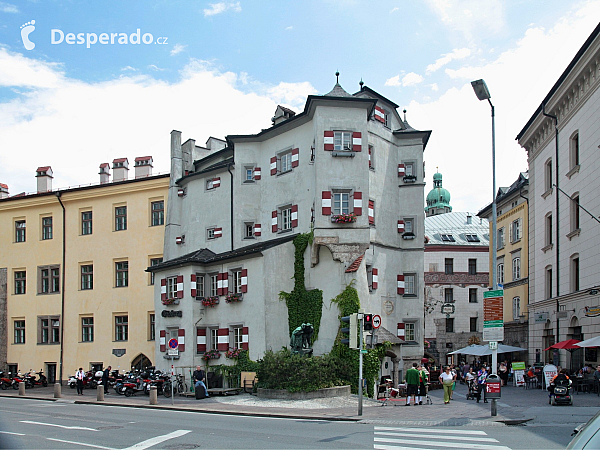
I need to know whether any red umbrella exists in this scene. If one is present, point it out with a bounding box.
[544,339,581,350]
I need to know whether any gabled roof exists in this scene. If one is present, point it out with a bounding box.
[425,211,489,246]
[147,233,299,272]
[354,85,400,109]
[477,172,529,218]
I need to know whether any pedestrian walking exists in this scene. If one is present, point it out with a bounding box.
[449,364,457,400]
[405,363,420,406]
[102,366,111,394]
[417,364,428,405]
[476,366,489,403]
[75,367,85,395]
[439,366,454,404]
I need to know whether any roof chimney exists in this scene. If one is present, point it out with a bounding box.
[99,163,111,184]
[466,214,472,225]
[112,158,129,182]
[0,183,8,199]
[134,156,153,178]
[36,166,53,193]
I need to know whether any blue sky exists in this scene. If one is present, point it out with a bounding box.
[1,1,599,212]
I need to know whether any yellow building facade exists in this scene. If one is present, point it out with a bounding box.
[0,168,167,382]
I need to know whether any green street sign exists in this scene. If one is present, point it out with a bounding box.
[484,290,504,298]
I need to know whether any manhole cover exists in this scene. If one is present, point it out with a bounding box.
[96,426,124,430]
[163,445,200,449]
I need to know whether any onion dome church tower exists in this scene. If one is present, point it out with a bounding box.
[425,170,452,217]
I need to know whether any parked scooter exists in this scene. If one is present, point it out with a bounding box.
[0,371,15,390]
[25,370,48,388]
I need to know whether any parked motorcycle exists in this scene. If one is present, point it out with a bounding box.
[12,373,27,388]
[0,371,15,390]
[25,370,48,388]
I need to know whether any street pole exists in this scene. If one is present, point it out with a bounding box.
[489,99,498,417]
[358,313,363,416]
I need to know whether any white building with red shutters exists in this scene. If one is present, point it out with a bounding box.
[150,77,430,379]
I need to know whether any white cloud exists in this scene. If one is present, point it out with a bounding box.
[407,1,600,212]
[121,66,137,72]
[285,26,293,31]
[170,44,186,56]
[148,64,165,71]
[390,7,399,13]
[402,72,424,87]
[0,51,316,195]
[424,0,504,42]
[426,47,471,74]
[0,2,18,13]
[384,75,401,87]
[203,2,242,17]
[430,83,439,91]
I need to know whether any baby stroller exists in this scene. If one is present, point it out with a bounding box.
[466,379,478,400]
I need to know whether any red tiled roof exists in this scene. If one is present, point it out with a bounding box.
[112,158,128,163]
[134,156,152,162]
[345,254,364,273]
[36,166,51,172]
[99,163,110,168]
[0,183,8,190]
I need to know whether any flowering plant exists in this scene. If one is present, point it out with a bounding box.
[225,348,242,359]
[201,296,219,307]
[161,297,176,306]
[331,213,357,223]
[225,293,243,303]
[202,350,221,361]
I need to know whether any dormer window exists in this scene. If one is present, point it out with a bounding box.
[440,234,455,242]
[465,234,480,242]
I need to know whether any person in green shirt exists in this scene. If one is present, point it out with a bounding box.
[405,363,420,406]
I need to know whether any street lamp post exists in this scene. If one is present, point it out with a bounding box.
[472,79,499,416]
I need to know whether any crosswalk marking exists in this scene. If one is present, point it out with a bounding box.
[374,426,511,450]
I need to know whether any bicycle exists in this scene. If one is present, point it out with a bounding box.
[162,374,187,397]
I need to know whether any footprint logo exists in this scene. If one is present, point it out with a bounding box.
[20,20,36,50]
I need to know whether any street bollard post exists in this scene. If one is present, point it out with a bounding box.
[18,381,25,396]
[97,386,104,401]
[149,386,158,405]
[54,382,62,398]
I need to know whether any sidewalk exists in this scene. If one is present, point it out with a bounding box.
[2,382,598,426]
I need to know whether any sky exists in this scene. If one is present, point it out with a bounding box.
[0,1,599,213]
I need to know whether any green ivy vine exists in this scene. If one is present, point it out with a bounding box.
[279,231,323,343]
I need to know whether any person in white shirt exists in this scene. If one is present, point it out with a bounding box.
[439,366,454,404]
[75,368,85,395]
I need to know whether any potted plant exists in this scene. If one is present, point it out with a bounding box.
[225,348,242,359]
[161,297,179,306]
[331,212,357,223]
[225,293,243,303]
[201,296,220,307]
[202,350,221,361]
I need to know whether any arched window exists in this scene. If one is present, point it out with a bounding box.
[512,297,521,321]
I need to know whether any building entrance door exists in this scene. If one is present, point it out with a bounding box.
[46,363,56,383]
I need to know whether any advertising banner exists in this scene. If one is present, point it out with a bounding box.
[543,364,558,389]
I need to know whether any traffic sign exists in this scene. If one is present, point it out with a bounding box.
[372,315,381,329]
[168,338,178,349]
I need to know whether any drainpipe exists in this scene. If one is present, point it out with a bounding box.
[55,192,66,384]
[542,103,560,356]
[227,162,234,252]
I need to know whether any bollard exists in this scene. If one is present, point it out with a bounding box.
[18,381,25,396]
[149,386,158,405]
[54,382,62,398]
[97,386,104,402]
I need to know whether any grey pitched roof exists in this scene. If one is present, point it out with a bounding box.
[147,233,299,272]
[425,211,489,246]
[477,171,529,217]
[325,83,352,97]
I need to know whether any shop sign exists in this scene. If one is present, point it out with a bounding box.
[162,310,182,318]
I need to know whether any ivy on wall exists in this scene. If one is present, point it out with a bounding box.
[279,232,323,342]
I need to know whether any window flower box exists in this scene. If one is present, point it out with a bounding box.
[202,350,221,361]
[226,348,242,359]
[225,293,243,303]
[403,175,417,183]
[201,296,220,307]
[161,298,179,306]
[331,213,357,224]
[402,232,416,240]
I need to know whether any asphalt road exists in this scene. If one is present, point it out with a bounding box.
[0,397,589,449]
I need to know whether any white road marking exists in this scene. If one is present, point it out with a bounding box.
[47,438,115,449]
[375,427,487,435]
[376,431,499,442]
[123,429,192,450]
[20,420,97,431]
[375,445,443,450]
[0,431,26,436]
[374,436,511,450]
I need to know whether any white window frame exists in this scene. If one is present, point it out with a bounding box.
[280,205,292,231]
[14,320,25,344]
[404,162,414,177]
[334,131,352,151]
[210,328,219,351]
[279,151,292,173]
[404,322,415,341]
[404,218,414,233]
[15,220,26,242]
[513,297,521,321]
[404,273,416,296]
[512,257,521,280]
[166,276,177,300]
[244,222,254,239]
[195,273,205,299]
[497,263,504,285]
[511,219,521,243]
[115,261,128,287]
[210,274,218,297]
[332,192,350,215]
[207,228,216,240]
[115,315,128,341]
[497,227,505,249]
[231,269,242,294]
[232,326,243,350]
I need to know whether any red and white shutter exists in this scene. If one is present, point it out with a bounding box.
[352,132,362,152]
[176,275,184,299]
[291,204,298,228]
[353,191,362,216]
[241,269,248,293]
[214,227,222,238]
[291,148,299,168]
[197,328,207,353]
[159,330,166,352]
[253,167,261,180]
[324,131,334,151]
[190,274,197,298]
[374,106,385,123]
[160,278,167,302]
[397,220,405,233]
[241,326,249,350]
[217,273,224,295]
[368,147,372,168]
[178,328,185,352]
[270,156,277,175]
[397,274,405,295]
[271,210,278,233]
[212,177,221,188]
[397,323,406,341]
[322,191,332,215]
[221,272,229,295]
[398,164,406,177]
[217,328,229,351]
[372,268,378,290]
[368,199,374,224]
[254,224,261,236]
